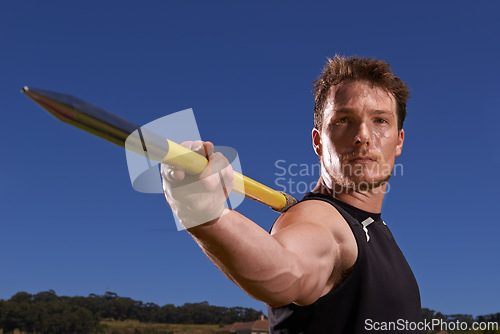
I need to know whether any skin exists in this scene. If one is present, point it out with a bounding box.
[161,79,405,307]
[312,79,405,212]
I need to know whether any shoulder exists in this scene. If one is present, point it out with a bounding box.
[271,199,351,239]
[271,198,358,283]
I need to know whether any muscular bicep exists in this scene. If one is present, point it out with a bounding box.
[270,202,341,305]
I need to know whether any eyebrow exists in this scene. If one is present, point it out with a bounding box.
[334,108,394,116]
[333,108,355,114]
[373,110,394,116]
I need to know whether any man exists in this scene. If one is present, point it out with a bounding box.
[161,56,422,333]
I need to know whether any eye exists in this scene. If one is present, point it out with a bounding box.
[375,118,388,124]
[335,118,349,125]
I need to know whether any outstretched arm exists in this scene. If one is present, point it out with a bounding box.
[187,205,339,306]
[161,141,342,307]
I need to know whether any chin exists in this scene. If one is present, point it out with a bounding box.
[352,176,390,191]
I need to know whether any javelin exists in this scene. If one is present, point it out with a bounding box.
[22,87,297,212]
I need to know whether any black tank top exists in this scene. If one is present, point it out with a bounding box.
[267,192,422,334]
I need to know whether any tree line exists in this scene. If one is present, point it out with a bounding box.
[0,290,263,333]
[1,291,498,334]
[422,308,500,324]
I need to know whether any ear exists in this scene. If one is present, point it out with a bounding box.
[312,127,322,157]
[395,128,404,157]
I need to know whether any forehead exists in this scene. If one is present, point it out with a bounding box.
[325,80,396,116]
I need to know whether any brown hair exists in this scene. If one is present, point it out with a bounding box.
[313,55,410,130]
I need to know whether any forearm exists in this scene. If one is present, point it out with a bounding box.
[186,209,304,307]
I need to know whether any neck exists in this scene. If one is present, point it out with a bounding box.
[312,176,386,213]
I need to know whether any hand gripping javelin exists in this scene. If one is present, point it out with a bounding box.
[22,87,297,212]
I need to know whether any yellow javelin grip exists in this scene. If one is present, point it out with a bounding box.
[161,140,208,174]
[161,139,289,211]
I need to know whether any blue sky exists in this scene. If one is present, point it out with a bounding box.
[1,1,499,316]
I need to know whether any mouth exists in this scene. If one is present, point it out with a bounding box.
[348,156,376,164]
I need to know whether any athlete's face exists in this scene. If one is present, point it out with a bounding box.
[312,80,404,191]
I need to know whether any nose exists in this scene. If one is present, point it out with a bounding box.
[353,122,371,147]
